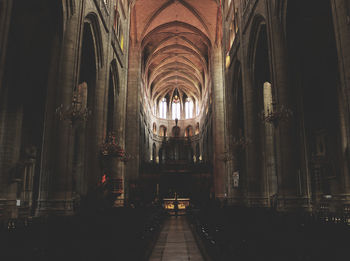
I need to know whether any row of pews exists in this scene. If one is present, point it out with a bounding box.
[0,206,166,261]
[188,205,350,261]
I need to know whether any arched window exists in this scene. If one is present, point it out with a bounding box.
[185,98,194,119]
[159,98,167,119]
[172,101,180,120]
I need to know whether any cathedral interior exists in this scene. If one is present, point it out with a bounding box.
[1,0,350,260]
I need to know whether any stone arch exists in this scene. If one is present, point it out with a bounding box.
[185,125,194,137]
[140,0,211,40]
[84,13,104,68]
[73,16,105,196]
[142,21,211,49]
[159,125,167,137]
[251,21,271,108]
[106,60,119,134]
[172,126,180,137]
[248,15,268,75]
[79,22,98,109]
[246,15,272,198]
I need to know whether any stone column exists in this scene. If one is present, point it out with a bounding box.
[0,0,12,95]
[212,46,226,200]
[241,59,267,207]
[0,0,13,186]
[114,61,128,206]
[267,3,302,211]
[330,0,350,207]
[37,5,82,215]
[35,32,64,215]
[125,43,141,202]
[226,70,244,204]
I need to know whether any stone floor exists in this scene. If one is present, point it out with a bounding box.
[149,216,204,261]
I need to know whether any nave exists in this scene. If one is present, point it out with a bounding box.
[149,216,203,261]
[1,0,350,260]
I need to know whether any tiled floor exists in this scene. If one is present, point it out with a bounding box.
[149,216,204,261]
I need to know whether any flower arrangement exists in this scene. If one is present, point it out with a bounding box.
[101,132,122,156]
[100,132,132,162]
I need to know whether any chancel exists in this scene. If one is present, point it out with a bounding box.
[0,0,350,260]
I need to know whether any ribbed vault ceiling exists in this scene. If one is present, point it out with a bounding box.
[131,0,220,113]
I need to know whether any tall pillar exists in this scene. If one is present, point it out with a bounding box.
[225,68,241,203]
[110,64,128,206]
[267,4,305,211]
[242,60,268,207]
[0,0,12,95]
[212,46,226,199]
[125,43,141,202]
[37,5,82,215]
[330,0,350,207]
[0,1,14,196]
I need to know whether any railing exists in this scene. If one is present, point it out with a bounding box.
[151,134,201,143]
[141,161,213,174]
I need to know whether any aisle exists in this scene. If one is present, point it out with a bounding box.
[149,216,204,261]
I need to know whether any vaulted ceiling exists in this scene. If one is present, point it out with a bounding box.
[130,0,221,114]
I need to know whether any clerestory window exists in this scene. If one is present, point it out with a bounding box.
[185,98,194,119]
[159,98,167,119]
[172,101,180,120]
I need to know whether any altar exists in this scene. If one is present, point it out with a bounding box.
[163,198,190,214]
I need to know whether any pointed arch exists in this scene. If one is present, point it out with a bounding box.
[110,59,120,95]
[140,0,211,40]
[84,12,104,68]
[248,15,267,71]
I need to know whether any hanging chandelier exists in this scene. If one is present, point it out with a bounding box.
[260,101,293,127]
[56,88,91,124]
